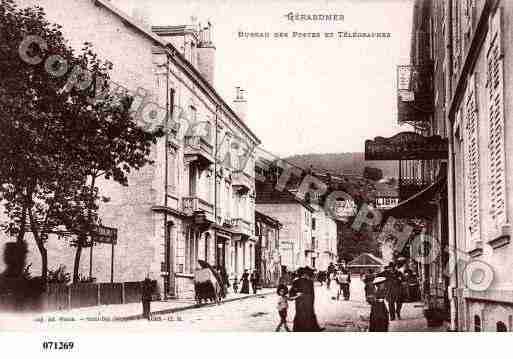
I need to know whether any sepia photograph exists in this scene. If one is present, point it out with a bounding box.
[0,0,512,353]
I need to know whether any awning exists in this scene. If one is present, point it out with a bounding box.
[383,175,446,220]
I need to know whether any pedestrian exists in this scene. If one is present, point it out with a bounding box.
[240,269,250,294]
[220,266,229,297]
[368,276,389,332]
[384,262,404,320]
[317,271,326,286]
[326,262,336,289]
[363,273,375,304]
[275,284,291,332]
[0,241,32,312]
[335,266,351,301]
[250,271,258,294]
[288,267,324,331]
[232,274,239,293]
[141,277,153,320]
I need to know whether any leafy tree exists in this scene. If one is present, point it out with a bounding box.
[0,1,162,282]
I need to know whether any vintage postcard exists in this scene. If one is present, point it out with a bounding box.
[0,0,511,349]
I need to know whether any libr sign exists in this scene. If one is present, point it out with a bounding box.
[375,197,399,210]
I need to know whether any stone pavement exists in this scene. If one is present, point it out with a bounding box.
[45,287,278,321]
[0,280,447,332]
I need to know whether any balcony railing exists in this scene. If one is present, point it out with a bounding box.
[182,196,214,214]
[398,177,433,201]
[230,218,253,237]
[232,170,253,194]
[184,136,214,167]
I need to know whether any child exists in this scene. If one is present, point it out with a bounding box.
[232,275,239,293]
[275,284,291,332]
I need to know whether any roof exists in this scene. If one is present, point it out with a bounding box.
[94,0,260,145]
[255,210,282,229]
[256,181,315,212]
[348,253,384,267]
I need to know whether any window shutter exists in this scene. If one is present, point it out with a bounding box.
[486,8,507,227]
[464,75,480,241]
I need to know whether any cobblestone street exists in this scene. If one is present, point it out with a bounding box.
[2,280,444,332]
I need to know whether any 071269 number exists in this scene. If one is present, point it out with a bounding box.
[42,341,74,350]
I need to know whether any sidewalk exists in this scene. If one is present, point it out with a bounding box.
[388,303,447,332]
[39,288,277,321]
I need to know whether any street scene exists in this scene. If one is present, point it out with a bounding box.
[1,0,513,336]
[2,278,433,332]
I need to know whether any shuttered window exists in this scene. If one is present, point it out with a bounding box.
[486,8,507,227]
[464,75,480,241]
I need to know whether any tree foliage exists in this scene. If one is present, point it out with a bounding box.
[0,0,163,282]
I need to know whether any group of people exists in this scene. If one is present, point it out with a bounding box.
[363,260,419,331]
[316,262,351,300]
[275,266,323,332]
[235,269,260,295]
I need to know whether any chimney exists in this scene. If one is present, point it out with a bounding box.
[233,87,247,122]
[197,21,216,86]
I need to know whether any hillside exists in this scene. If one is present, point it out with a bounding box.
[285,153,398,179]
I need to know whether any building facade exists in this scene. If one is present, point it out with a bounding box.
[368,0,513,331]
[9,0,260,299]
[255,210,282,287]
[446,0,513,332]
[311,203,338,270]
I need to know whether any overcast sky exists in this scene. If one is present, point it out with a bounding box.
[113,0,413,158]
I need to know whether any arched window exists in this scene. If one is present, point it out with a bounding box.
[497,321,507,332]
[474,315,481,332]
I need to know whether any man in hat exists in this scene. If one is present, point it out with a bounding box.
[368,276,389,332]
[384,262,404,320]
[0,241,30,312]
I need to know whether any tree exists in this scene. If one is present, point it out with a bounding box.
[0,1,162,282]
[363,166,383,182]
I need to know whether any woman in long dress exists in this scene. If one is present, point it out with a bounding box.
[240,270,250,294]
[288,267,323,332]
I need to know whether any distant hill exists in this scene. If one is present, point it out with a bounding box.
[285,153,398,179]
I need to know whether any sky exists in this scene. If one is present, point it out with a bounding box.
[113,0,414,158]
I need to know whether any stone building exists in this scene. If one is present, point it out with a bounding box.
[365,0,450,327]
[444,0,513,332]
[254,210,282,287]
[310,203,338,270]
[8,0,260,299]
[366,0,513,331]
[255,180,314,271]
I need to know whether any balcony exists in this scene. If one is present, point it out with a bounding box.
[398,177,433,202]
[184,136,214,168]
[230,218,253,238]
[397,64,433,130]
[182,196,214,226]
[232,170,253,194]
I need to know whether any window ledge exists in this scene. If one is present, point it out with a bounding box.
[175,273,194,279]
[487,224,511,250]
